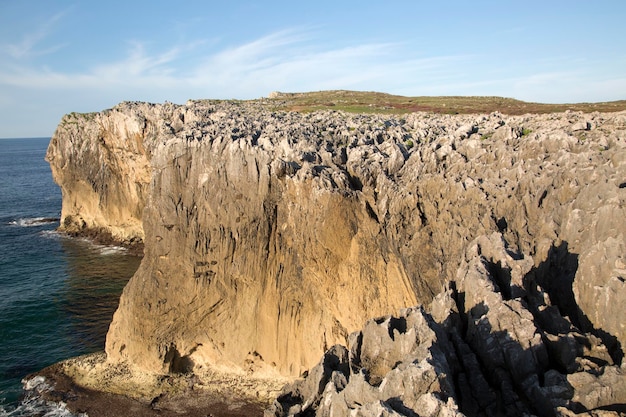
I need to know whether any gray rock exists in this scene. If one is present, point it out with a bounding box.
[269,234,626,416]
[48,99,626,414]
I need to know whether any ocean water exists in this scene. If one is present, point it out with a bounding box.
[0,138,141,415]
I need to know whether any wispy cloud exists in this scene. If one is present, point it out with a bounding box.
[191,38,411,92]
[1,23,623,125]
[1,10,69,60]
[205,29,310,69]
[0,28,470,100]
[91,41,184,80]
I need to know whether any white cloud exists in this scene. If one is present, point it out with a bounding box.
[0,28,470,100]
[1,10,69,60]
[1,23,624,137]
[91,41,183,80]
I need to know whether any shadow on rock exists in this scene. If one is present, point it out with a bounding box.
[528,241,623,365]
[267,233,626,417]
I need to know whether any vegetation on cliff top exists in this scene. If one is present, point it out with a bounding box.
[262,90,626,115]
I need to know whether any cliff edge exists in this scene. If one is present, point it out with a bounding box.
[46,97,626,414]
[46,105,161,249]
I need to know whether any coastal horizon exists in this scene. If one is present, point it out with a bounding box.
[2,91,626,140]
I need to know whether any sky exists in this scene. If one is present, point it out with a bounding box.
[0,1,625,138]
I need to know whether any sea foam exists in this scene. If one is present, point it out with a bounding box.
[7,217,59,227]
[0,376,87,417]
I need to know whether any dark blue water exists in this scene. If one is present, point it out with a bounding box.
[0,138,141,415]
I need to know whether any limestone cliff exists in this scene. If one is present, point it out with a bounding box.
[268,234,626,417]
[46,103,172,247]
[47,99,626,385]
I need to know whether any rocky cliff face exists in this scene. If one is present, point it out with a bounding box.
[267,234,626,416]
[47,99,626,395]
[46,104,162,247]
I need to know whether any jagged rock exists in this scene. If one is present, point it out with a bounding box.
[266,306,463,417]
[267,234,626,416]
[567,364,626,412]
[47,99,626,406]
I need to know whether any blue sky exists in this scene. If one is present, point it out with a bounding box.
[1,1,625,138]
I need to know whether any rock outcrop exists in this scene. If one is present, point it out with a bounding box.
[267,233,626,417]
[47,98,626,408]
[46,107,160,248]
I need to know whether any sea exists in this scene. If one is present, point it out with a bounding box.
[0,138,142,416]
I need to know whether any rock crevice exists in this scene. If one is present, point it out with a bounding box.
[47,100,626,397]
[267,233,626,417]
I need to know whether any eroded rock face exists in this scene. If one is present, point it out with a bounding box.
[45,103,172,246]
[47,100,626,382]
[267,233,626,416]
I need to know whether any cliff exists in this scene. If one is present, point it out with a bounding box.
[46,106,160,249]
[46,97,626,414]
[268,234,626,416]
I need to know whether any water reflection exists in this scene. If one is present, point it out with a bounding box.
[59,237,142,353]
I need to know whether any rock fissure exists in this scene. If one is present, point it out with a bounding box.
[47,99,626,415]
[269,233,626,417]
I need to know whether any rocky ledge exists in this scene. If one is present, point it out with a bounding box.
[45,96,626,416]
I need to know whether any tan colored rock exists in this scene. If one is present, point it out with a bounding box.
[568,365,626,411]
[267,234,626,416]
[48,100,626,386]
[45,103,166,246]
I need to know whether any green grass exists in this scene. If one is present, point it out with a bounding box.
[264,90,626,116]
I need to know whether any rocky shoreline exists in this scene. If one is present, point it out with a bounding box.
[31,352,286,417]
[59,225,145,256]
[44,94,626,416]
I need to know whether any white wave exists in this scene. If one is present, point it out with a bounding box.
[39,230,63,239]
[96,245,127,255]
[0,377,87,417]
[74,238,128,255]
[23,376,50,392]
[15,223,131,256]
[0,398,87,417]
[7,217,59,227]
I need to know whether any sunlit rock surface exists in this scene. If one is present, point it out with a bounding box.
[48,99,626,415]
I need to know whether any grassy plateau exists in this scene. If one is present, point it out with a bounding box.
[262,90,626,115]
